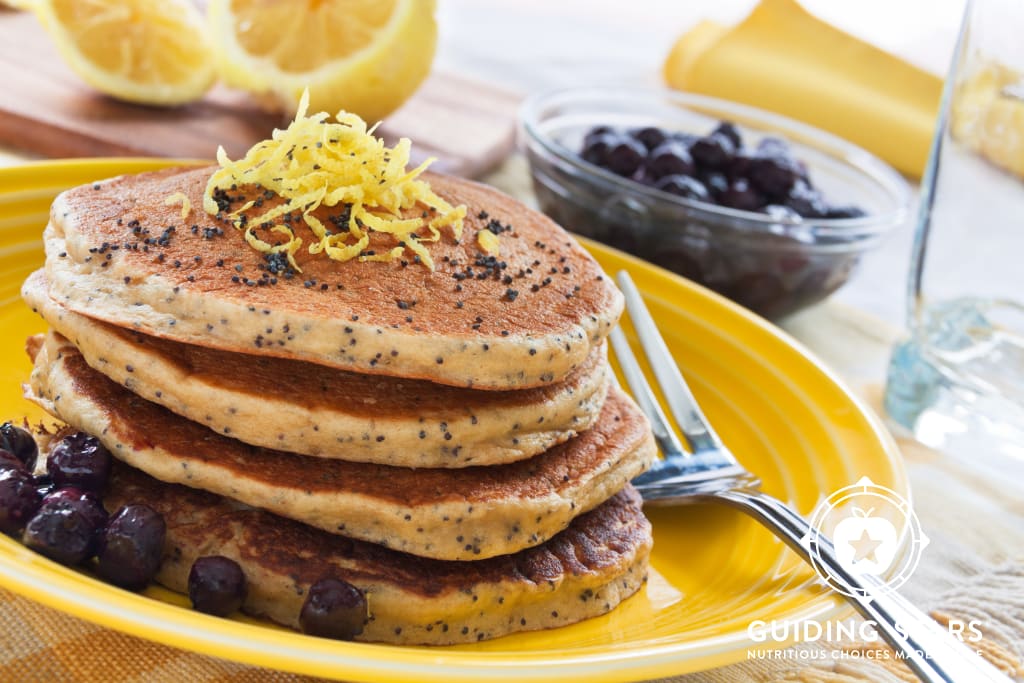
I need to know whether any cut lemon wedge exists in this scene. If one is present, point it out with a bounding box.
[34,0,215,105]
[207,0,437,123]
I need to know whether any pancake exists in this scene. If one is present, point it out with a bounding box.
[23,270,609,468]
[43,166,622,390]
[103,461,651,645]
[27,333,655,560]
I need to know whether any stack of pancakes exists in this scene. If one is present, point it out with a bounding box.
[22,167,656,644]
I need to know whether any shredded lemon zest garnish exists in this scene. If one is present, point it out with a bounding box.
[244,225,303,273]
[477,229,500,256]
[229,200,255,217]
[202,89,469,271]
[164,192,191,221]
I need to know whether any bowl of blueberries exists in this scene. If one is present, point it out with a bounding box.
[518,87,911,319]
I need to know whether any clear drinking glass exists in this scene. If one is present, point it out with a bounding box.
[885,0,1024,462]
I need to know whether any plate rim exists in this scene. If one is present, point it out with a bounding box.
[0,158,907,682]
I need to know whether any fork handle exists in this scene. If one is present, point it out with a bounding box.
[711,488,1011,683]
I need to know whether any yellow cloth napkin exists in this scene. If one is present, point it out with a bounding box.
[663,0,943,177]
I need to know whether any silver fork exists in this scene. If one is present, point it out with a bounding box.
[611,271,1010,683]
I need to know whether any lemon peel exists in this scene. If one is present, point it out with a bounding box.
[203,90,466,271]
[477,229,500,256]
[163,192,192,221]
[244,225,303,274]
[206,0,437,124]
[35,0,214,106]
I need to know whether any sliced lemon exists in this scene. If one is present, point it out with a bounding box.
[207,0,437,123]
[35,0,215,106]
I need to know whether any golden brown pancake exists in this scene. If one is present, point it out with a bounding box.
[23,270,610,468]
[27,333,655,560]
[43,167,622,389]
[103,461,651,645]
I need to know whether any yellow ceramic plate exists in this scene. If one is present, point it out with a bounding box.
[0,159,906,682]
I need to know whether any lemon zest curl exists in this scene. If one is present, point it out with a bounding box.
[202,90,468,271]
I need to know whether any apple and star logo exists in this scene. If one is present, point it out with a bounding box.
[834,507,899,575]
[801,476,929,599]
[851,530,882,562]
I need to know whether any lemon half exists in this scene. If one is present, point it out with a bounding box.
[35,0,215,106]
[207,0,437,122]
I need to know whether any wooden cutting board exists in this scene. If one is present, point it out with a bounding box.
[0,8,520,177]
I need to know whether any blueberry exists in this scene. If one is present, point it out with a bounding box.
[629,126,667,151]
[299,577,367,640]
[727,151,755,181]
[784,181,829,218]
[188,556,246,616]
[47,432,112,493]
[720,178,765,212]
[0,470,42,536]
[0,423,37,469]
[604,137,647,176]
[645,141,696,179]
[629,166,657,187]
[43,488,107,529]
[698,170,729,200]
[32,473,53,498]
[583,125,613,144]
[690,132,736,169]
[22,489,107,565]
[748,154,801,198]
[713,121,743,149]
[825,204,867,219]
[580,133,614,167]
[575,120,859,246]
[96,504,166,590]
[0,449,27,474]
[654,174,711,202]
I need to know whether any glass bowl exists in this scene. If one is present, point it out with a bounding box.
[518,87,912,319]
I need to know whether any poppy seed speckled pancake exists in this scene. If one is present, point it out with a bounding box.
[27,333,655,561]
[43,166,622,390]
[101,460,651,645]
[23,270,610,468]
